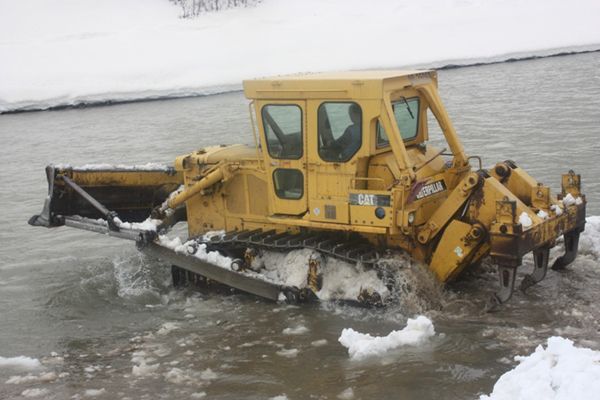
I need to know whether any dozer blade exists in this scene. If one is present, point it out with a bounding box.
[29,164,183,229]
[139,241,283,301]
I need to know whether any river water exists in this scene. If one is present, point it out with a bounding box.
[1,52,599,400]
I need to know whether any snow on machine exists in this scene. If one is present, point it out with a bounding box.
[29,70,586,306]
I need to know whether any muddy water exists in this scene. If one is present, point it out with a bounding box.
[1,52,599,400]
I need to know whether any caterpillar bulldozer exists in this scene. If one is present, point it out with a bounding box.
[29,70,586,306]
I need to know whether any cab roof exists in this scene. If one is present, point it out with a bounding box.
[243,70,437,100]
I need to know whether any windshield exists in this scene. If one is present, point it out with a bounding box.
[377,97,420,147]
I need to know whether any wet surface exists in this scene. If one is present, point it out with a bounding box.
[1,52,599,399]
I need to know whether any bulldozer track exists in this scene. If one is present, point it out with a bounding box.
[201,228,381,266]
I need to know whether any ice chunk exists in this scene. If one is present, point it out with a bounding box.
[0,356,42,369]
[551,204,563,216]
[562,193,577,206]
[338,315,435,360]
[200,368,217,380]
[84,388,106,397]
[337,388,355,399]
[580,216,600,258]
[157,322,179,335]
[21,389,49,398]
[276,348,299,358]
[480,336,600,400]
[518,212,533,229]
[282,325,309,335]
[311,339,328,347]
[6,372,57,384]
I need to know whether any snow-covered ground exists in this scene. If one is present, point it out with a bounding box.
[1,0,599,112]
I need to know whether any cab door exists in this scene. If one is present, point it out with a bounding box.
[306,100,364,224]
[257,100,308,216]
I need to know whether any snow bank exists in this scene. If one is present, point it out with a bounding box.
[480,337,600,400]
[0,356,42,369]
[1,0,599,112]
[339,315,435,360]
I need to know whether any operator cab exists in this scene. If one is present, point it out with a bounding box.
[244,70,466,228]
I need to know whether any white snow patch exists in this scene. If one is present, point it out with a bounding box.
[74,163,170,171]
[191,393,207,399]
[282,325,309,335]
[480,336,600,400]
[84,388,106,397]
[317,258,390,301]
[562,193,577,206]
[269,395,289,400]
[551,204,563,216]
[20,389,49,398]
[255,249,313,287]
[580,216,600,258]
[159,236,233,270]
[518,212,533,229]
[537,210,549,220]
[311,339,328,347]
[339,315,435,360]
[0,356,42,369]
[2,0,600,112]
[117,217,162,231]
[276,348,299,358]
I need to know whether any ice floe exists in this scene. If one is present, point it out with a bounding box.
[338,316,435,360]
[282,325,309,335]
[480,337,600,400]
[0,356,42,369]
[580,216,600,258]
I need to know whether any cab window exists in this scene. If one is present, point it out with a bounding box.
[261,104,302,159]
[318,102,362,162]
[377,97,420,147]
[273,169,303,199]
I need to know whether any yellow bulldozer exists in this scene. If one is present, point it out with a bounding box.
[29,70,586,306]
